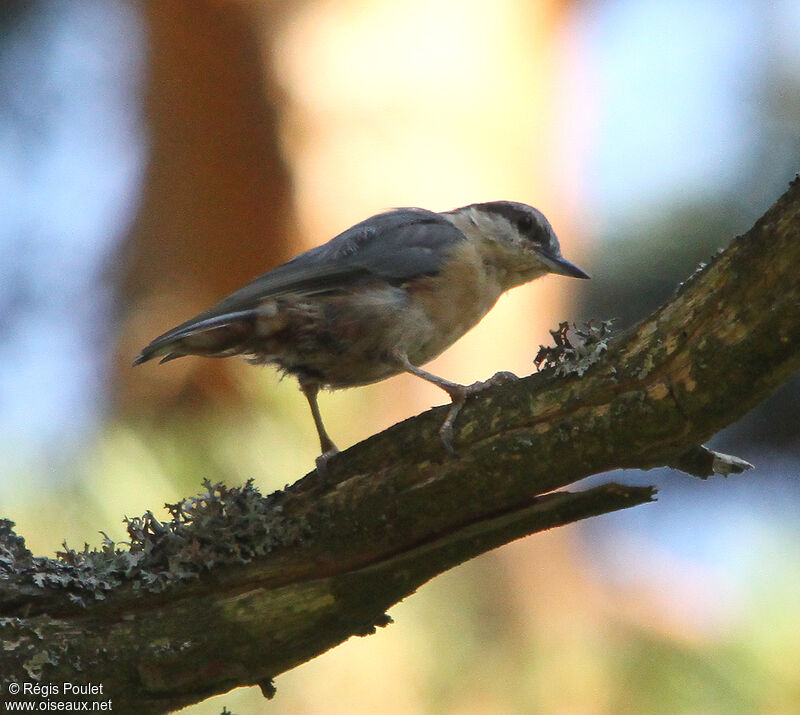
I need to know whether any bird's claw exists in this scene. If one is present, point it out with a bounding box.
[315,447,340,479]
[439,401,464,457]
[466,370,519,394]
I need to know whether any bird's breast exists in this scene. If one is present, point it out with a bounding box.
[403,240,504,364]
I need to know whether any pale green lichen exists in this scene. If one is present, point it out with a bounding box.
[0,480,312,603]
[534,321,614,377]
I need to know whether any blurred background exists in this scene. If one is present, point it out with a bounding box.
[1,0,799,712]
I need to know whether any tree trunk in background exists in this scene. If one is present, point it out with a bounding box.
[116,0,295,415]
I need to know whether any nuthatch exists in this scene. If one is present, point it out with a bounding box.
[134,201,589,470]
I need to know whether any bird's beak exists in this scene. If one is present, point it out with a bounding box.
[539,252,591,279]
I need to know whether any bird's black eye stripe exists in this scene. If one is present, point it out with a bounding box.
[518,214,546,245]
[476,201,546,243]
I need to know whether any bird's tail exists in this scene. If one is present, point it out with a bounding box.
[133,309,259,366]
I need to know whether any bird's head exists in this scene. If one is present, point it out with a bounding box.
[446,200,590,286]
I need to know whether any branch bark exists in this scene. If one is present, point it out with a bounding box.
[2,179,800,712]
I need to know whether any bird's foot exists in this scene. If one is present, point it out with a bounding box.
[466,370,519,393]
[315,447,340,479]
[438,371,519,456]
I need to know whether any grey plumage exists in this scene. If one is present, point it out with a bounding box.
[135,208,466,365]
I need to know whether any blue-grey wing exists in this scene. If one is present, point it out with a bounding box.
[206,208,465,309]
[136,209,466,358]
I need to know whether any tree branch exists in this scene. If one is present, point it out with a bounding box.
[2,179,800,713]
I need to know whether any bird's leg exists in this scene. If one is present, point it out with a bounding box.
[300,382,339,475]
[392,352,518,456]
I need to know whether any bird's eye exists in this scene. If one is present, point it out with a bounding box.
[518,215,533,232]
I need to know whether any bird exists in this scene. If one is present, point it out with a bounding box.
[134,201,589,472]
